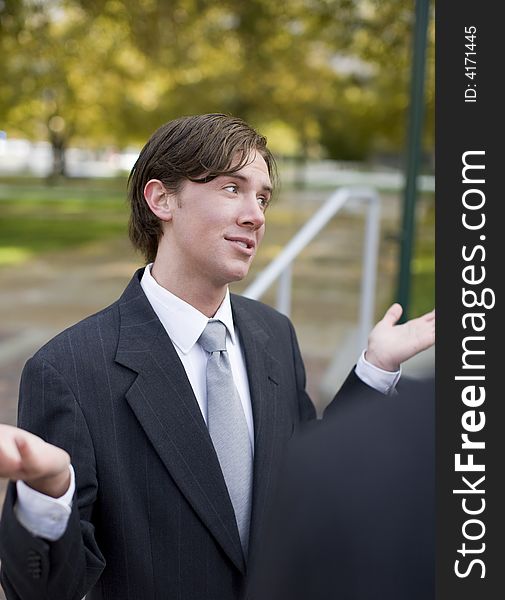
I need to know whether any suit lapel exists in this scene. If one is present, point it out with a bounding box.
[231,297,283,565]
[114,273,245,573]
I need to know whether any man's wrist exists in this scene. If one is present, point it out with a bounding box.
[356,350,401,395]
[15,465,74,541]
[25,468,71,498]
[364,350,399,373]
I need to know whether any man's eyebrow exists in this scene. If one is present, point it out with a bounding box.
[226,173,273,193]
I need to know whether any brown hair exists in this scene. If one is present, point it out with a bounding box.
[127,113,277,263]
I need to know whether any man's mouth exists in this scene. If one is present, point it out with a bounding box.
[225,236,256,251]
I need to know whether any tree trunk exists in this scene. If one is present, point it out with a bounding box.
[294,136,308,190]
[49,131,67,179]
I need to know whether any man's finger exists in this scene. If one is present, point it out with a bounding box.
[382,303,403,326]
[15,435,35,465]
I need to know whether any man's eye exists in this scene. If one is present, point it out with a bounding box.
[224,185,238,193]
[258,197,271,211]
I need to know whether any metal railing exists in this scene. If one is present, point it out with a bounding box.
[243,187,381,355]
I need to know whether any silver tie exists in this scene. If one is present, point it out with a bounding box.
[198,320,253,556]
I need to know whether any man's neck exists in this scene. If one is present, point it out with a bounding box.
[150,262,227,318]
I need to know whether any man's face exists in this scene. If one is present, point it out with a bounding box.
[165,151,272,292]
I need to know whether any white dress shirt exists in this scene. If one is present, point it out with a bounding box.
[15,265,400,540]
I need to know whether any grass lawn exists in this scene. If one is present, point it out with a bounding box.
[0,178,129,265]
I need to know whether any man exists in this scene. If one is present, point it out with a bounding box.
[0,114,435,600]
[247,377,435,600]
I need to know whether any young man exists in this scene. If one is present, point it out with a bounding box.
[0,114,435,600]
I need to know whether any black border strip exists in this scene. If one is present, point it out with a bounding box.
[436,2,502,597]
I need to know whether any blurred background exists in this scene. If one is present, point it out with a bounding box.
[0,1,434,587]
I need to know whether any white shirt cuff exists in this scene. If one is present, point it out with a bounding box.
[14,464,75,541]
[355,350,401,395]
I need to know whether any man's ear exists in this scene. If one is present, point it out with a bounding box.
[143,179,176,222]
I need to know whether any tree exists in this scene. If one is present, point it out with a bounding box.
[1,0,163,176]
[1,0,434,175]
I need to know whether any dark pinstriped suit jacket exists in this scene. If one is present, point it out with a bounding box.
[0,269,364,600]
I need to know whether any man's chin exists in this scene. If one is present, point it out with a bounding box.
[222,266,251,286]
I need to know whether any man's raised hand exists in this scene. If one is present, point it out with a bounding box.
[365,303,435,372]
[0,424,70,497]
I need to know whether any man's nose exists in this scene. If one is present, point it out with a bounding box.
[238,194,266,230]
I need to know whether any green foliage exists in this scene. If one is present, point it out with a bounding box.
[1,0,434,163]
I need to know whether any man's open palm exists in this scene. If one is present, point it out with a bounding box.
[366,303,435,372]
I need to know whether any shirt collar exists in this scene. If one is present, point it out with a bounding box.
[140,264,237,354]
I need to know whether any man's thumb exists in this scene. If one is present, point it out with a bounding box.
[382,303,403,326]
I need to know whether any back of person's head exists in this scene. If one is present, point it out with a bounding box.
[128,113,276,263]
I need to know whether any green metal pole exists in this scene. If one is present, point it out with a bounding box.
[396,0,430,322]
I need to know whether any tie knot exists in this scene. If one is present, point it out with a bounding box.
[198,320,227,353]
